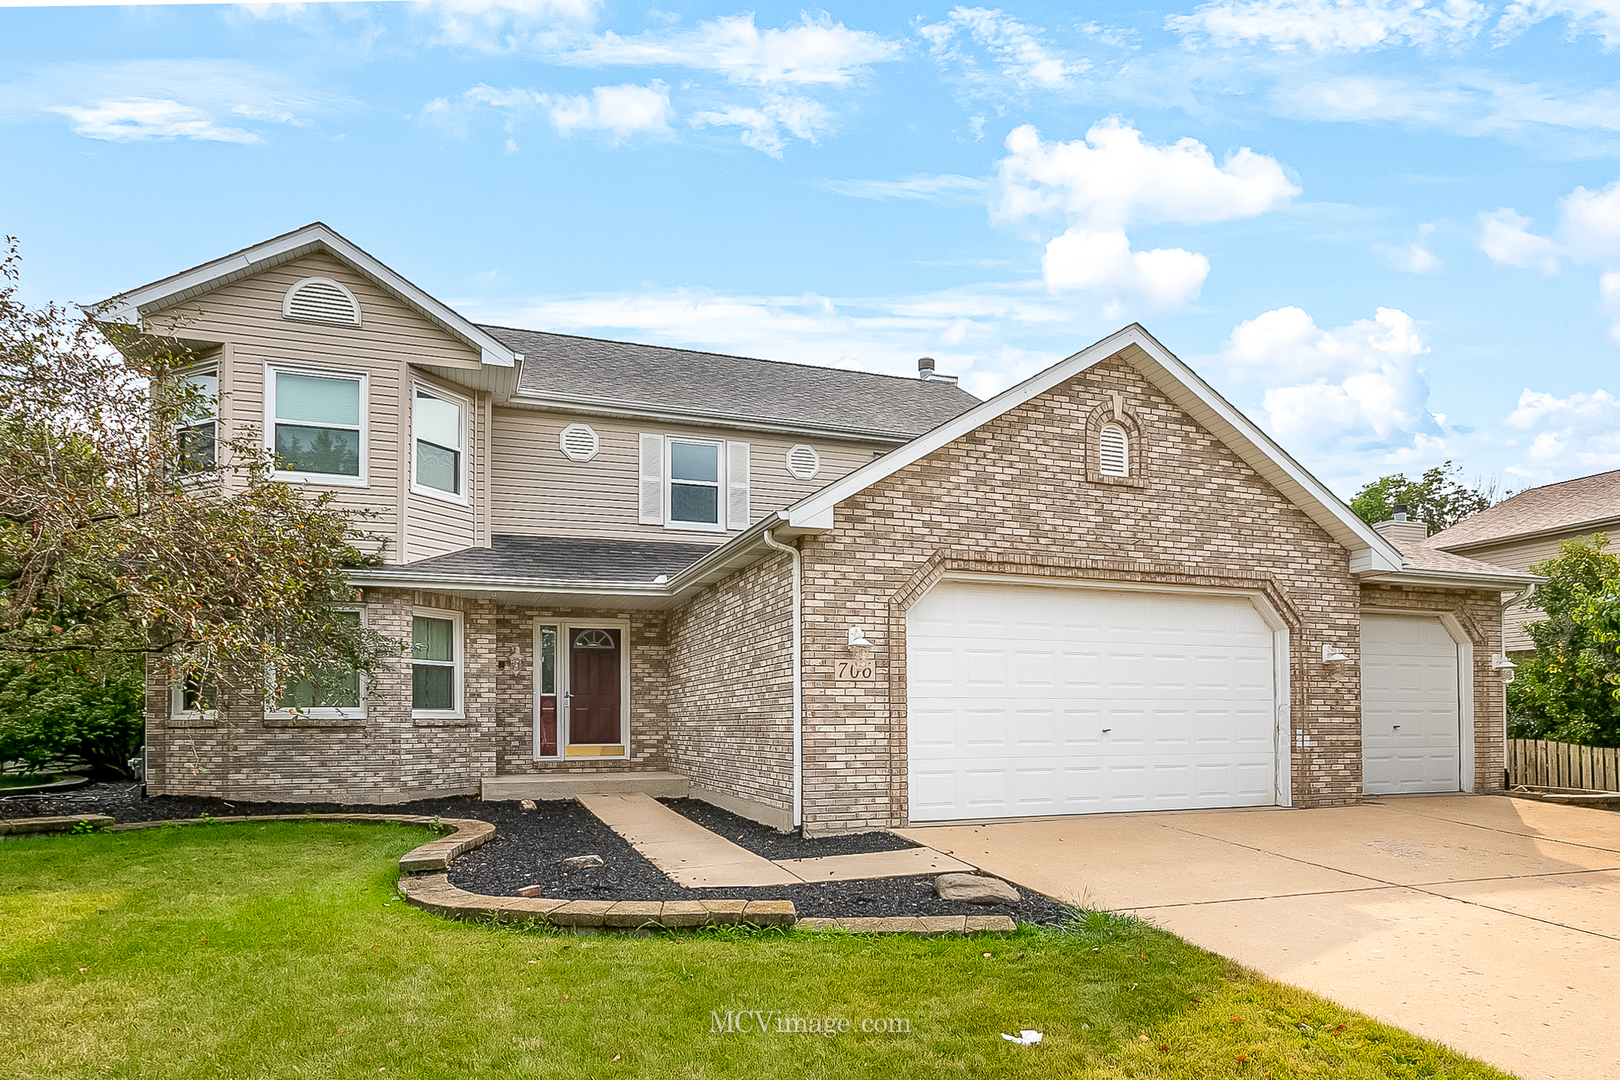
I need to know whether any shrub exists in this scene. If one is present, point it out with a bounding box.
[0,652,144,778]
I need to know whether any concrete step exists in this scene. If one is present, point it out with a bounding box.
[482,771,689,802]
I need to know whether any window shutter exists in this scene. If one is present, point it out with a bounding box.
[638,434,664,524]
[726,441,750,530]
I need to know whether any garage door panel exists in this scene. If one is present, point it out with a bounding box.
[909,581,1277,821]
[1362,614,1460,795]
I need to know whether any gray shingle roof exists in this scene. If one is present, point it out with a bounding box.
[481,326,980,439]
[1429,468,1620,550]
[1401,537,1528,577]
[368,535,718,584]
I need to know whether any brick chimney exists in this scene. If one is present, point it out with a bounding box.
[1371,503,1428,547]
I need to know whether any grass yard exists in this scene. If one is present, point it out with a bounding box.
[0,822,1511,1080]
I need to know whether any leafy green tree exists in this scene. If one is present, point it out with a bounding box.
[1506,535,1620,747]
[0,652,142,778]
[1349,461,1500,535]
[0,236,401,765]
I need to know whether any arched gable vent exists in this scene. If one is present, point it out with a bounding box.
[284,277,362,326]
[1098,423,1129,477]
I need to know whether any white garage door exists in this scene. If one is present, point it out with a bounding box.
[1361,615,1461,794]
[907,580,1278,822]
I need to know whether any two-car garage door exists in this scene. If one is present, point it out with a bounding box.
[907,580,1279,823]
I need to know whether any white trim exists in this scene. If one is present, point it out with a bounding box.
[558,618,631,757]
[100,222,516,368]
[409,380,471,505]
[665,435,727,533]
[410,606,464,720]
[781,325,1405,575]
[169,670,219,722]
[282,276,361,326]
[264,607,368,720]
[934,570,1293,809]
[1360,607,1475,793]
[264,362,370,488]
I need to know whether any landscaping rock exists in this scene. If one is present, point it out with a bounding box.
[935,873,1019,904]
[519,800,537,812]
[562,854,604,869]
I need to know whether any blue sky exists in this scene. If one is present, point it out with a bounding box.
[4,0,1620,497]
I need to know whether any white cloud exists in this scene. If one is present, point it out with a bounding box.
[1219,306,1442,460]
[558,12,901,85]
[819,174,988,202]
[1480,182,1620,337]
[1496,0,1620,48]
[1166,0,1489,51]
[548,81,671,136]
[1560,182,1620,262]
[690,92,833,157]
[990,119,1296,307]
[1603,271,1620,342]
[1381,240,1441,272]
[918,6,1086,92]
[1499,385,1620,477]
[1479,208,1563,273]
[48,98,263,143]
[420,0,601,52]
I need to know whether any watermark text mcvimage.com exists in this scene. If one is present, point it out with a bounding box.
[710,1011,912,1037]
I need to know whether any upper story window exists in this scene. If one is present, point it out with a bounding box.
[177,368,218,472]
[1099,422,1129,478]
[283,277,361,326]
[266,365,366,485]
[412,385,467,501]
[639,435,750,532]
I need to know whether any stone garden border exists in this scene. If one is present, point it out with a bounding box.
[0,812,1017,934]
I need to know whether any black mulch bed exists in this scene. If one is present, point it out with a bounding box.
[659,797,919,860]
[1,783,1075,925]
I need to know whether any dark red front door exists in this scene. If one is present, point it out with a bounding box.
[569,627,622,745]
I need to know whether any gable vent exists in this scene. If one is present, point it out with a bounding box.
[559,423,600,462]
[284,277,361,326]
[1099,423,1129,477]
[785,443,821,481]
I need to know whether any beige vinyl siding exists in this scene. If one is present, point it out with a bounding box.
[143,252,486,564]
[404,372,485,562]
[1458,531,1612,653]
[490,407,883,542]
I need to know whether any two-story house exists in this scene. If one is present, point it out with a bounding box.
[109,223,1535,835]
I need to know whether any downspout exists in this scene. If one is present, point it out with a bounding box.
[762,528,803,831]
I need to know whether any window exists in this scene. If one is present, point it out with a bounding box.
[1099,423,1129,478]
[412,386,466,499]
[668,438,722,528]
[412,610,462,716]
[267,367,365,482]
[271,610,365,717]
[170,669,217,718]
[177,368,218,472]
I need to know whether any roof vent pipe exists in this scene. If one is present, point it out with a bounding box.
[917,357,935,379]
[1392,503,1409,522]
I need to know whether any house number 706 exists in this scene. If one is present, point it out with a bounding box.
[835,661,876,681]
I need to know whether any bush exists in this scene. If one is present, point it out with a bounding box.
[0,653,144,778]
[1506,535,1620,747]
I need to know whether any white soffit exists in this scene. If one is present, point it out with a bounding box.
[783,324,1404,573]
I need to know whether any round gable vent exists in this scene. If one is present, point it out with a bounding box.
[284,277,361,326]
[559,423,600,462]
[785,443,821,481]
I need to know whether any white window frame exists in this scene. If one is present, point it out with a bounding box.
[175,363,220,477]
[264,607,368,720]
[170,669,219,721]
[664,435,726,533]
[411,607,464,720]
[410,381,470,505]
[264,363,369,487]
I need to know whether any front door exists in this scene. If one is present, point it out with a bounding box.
[568,627,623,750]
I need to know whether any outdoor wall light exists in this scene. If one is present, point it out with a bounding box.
[1492,654,1517,684]
[847,627,874,650]
[1321,644,1351,664]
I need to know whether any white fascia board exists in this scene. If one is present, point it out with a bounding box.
[505,391,916,444]
[346,570,667,595]
[101,223,517,369]
[1358,568,1545,590]
[783,324,1405,574]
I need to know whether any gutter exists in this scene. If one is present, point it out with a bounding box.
[761,528,803,831]
[1357,568,1545,590]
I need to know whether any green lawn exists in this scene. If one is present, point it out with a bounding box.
[0,822,1510,1079]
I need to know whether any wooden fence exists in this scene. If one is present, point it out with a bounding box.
[1508,739,1620,792]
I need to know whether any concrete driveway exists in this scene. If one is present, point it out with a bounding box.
[901,795,1620,1080]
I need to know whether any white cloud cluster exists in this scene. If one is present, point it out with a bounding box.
[689,92,833,158]
[1220,306,1442,460]
[1480,180,1620,340]
[559,12,901,85]
[50,98,263,143]
[819,174,988,203]
[1167,0,1488,51]
[1496,0,1620,47]
[991,119,1298,312]
[917,6,1085,92]
[1501,386,1620,477]
[424,81,670,147]
[421,0,600,51]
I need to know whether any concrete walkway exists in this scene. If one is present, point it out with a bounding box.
[580,793,972,887]
[901,794,1620,1080]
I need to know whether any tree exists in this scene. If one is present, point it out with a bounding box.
[0,651,142,778]
[1506,535,1620,747]
[1349,461,1500,536]
[0,236,399,761]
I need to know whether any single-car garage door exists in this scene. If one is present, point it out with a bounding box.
[907,580,1279,822]
[1361,614,1461,794]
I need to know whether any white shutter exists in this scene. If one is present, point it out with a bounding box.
[639,434,664,524]
[726,441,750,530]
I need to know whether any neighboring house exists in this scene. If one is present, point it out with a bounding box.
[1427,470,1620,654]
[108,223,1537,835]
